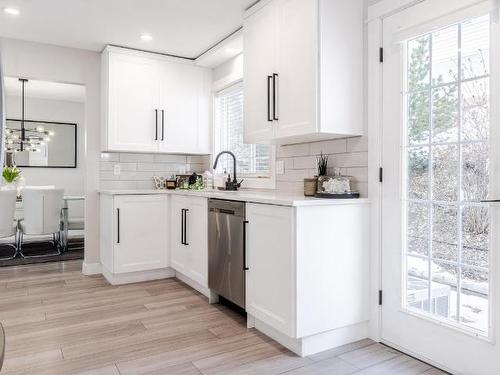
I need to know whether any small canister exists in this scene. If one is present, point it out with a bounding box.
[303,178,318,196]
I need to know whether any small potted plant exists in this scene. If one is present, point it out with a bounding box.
[303,152,329,196]
[317,152,328,177]
[2,166,21,189]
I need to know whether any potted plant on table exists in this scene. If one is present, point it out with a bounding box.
[2,166,21,186]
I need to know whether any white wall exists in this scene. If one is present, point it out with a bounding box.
[0,37,101,266]
[5,95,85,216]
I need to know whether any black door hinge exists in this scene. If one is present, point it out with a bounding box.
[379,167,383,183]
[379,47,384,63]
[378,290,383,306]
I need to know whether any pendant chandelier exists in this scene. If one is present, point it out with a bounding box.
[4,78,54,153]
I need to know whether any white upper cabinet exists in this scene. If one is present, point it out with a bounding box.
[243,0,277,143]
[243,0,364,144]
[105,51,160,152]
[102,46,211,154]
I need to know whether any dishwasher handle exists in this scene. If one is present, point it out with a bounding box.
[243,220,249,271]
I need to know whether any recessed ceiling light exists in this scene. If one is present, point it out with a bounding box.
[4,7,20,15]
[140,34,153,42]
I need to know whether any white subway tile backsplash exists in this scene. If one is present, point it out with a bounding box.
[99,152,210,189]
[309,139,347,156]
[328,152,368,168]
[115,162,138,171]
[292,156,317,170]
[274,136,368,196]
[100,153,120,162]
[119,153,155,163]
[346,136,368,153]
[278,143,310,158]
[99,138,367,196]
[153,154,188,163]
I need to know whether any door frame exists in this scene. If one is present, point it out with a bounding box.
[366,0,500,368]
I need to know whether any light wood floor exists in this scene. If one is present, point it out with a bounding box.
[0,260,447,375]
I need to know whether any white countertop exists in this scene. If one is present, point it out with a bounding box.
[99,188,370,207]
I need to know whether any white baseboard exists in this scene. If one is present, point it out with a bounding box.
[101,266,175,285]
[250,314,369,357]
[175,271,210,298]
[82,262,102,275]
[300,321,369,357]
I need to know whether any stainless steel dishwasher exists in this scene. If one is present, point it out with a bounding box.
[208,199,247,309]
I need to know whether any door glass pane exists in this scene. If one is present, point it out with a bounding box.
[431,260,458,321]
[462,142,489,202]
[431,84,458,143]
[462,78,489,141]
[461,15,490,80]
[462,206,489,268]
[432,204,458,263]
[407,202,430,257]
[460,267,488,332]
[403,14,490,335]
[407,256,430,313]
[408,146,429,199]
[432,145,458,201]
[408,91,430,145]
[432,25,458,84]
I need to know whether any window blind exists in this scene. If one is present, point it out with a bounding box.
[214,82,272,177]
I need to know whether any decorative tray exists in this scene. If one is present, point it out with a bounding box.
[314,191,360,199]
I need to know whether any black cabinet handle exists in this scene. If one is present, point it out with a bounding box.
[116,208,120,244]
[180,209,185,245]
[161,110,165,141]
[184,209,189,246]
[243,220,249,270]
[267,75,273,122]
[154,109,158,140]
[272,73,279,121]
[481,199,500,203]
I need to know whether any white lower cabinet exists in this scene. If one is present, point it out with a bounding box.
[170,195,208,287]
[246,203,295,337]
[100,194,169,275]
[245,202,370,356]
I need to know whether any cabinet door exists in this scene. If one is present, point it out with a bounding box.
[246,203,295,337]
[114,195,168,273]
[243,2,277,143]
[107,52,160,152]
[170,195,188,274]
[184,197,208,287]
[274,0,318,139]
[159,62,202,153]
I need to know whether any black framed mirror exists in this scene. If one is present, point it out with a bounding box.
[5,119,77,168]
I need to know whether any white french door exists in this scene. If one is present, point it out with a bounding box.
[381,1,500,373]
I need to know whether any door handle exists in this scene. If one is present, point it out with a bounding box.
[272,73,279,121]
[267,75,273,122]
[184,209,189,246]
[243,220,249,271]
[116,208,120,244]
[161,110,165,141]
[154,109,158,141]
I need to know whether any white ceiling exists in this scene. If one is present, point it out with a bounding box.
[5,77,86,103]
[0,0,256,58]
